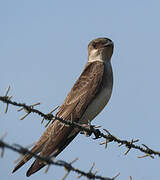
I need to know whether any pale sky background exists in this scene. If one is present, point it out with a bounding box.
[1,1,160,180]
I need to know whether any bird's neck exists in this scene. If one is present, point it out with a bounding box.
[88,54,103,63]
[88,49,107,63]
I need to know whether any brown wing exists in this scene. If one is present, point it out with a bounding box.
[57,61,105,121]
[13,61,104,176]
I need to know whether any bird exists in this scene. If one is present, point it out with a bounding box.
[12,37,114,177]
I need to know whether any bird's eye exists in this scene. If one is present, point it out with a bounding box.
[92,42,96,48]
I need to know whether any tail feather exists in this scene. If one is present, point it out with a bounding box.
[12,121,78,177]
[26,129,78,177]
[12,122,55,174]
[12,143,45,173]
[26,159,46,177]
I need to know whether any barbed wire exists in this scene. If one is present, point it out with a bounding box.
[0,86,160,179]
[0,87,160,158]
[0,139,119,180]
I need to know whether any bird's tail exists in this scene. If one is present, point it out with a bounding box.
[26,128,78,177]
[12,143,45,174]
[12,121,78,177]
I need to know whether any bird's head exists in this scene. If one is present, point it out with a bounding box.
[88,37,114,62]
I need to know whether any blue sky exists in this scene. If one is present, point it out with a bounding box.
[1,0,160,179]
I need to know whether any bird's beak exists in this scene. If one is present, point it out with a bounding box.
[103,41,114,47]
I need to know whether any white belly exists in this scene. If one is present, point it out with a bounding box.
[80,62,113,124]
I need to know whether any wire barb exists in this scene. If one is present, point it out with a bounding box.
[61,158,78,180]
[41,105,59,125]
[3,85,13,113]
[18,102,40,120]
[124,139,139,155]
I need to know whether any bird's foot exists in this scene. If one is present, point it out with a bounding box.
[80,124,101,139]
